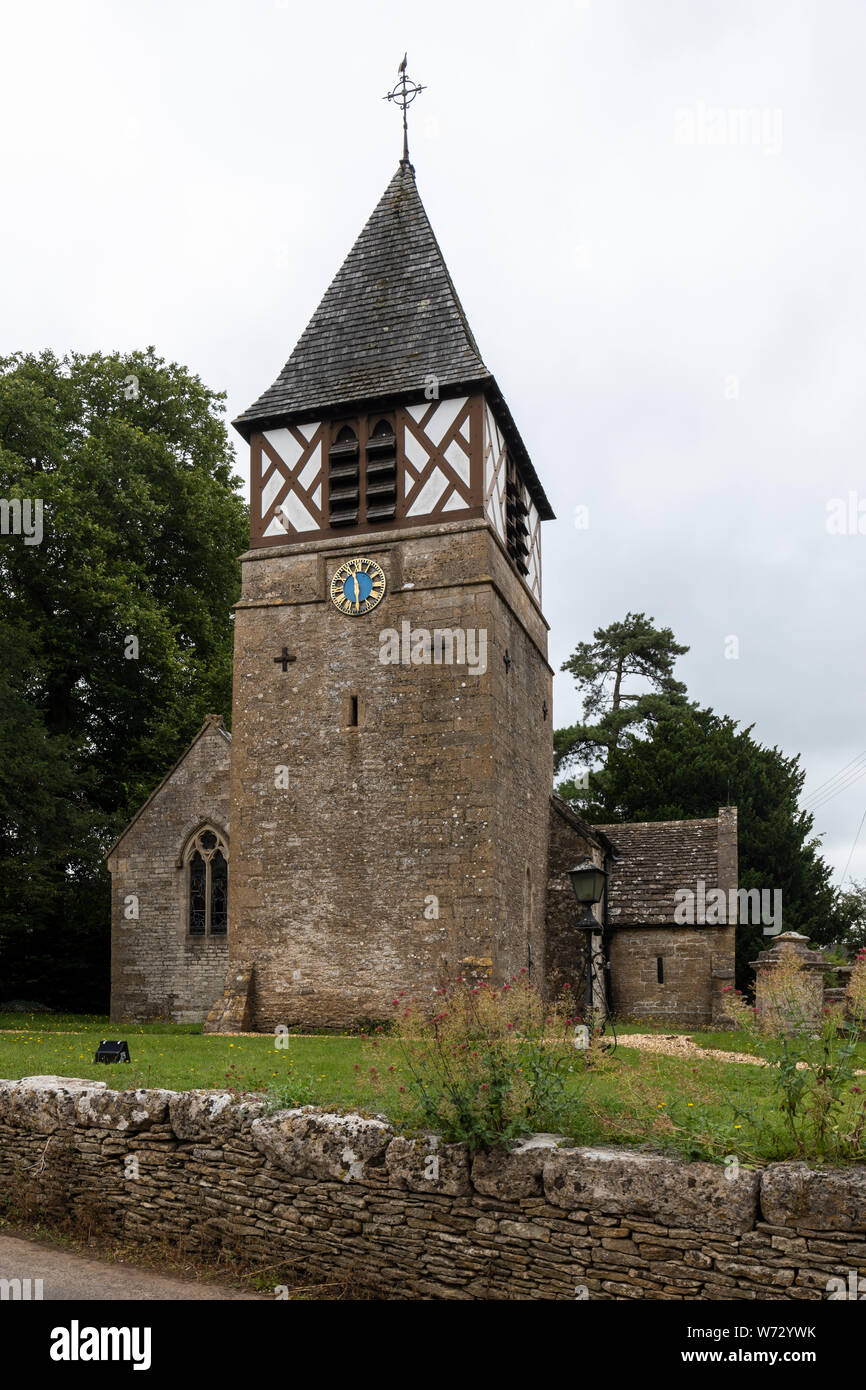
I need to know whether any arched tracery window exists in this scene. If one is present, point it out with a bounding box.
[185,827,228,936]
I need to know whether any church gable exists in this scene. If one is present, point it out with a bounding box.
[107,716,231,866]
[108,716,231,1024]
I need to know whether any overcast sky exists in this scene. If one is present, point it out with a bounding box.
[2,0,864,880]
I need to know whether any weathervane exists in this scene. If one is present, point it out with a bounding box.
[384,53,426,165]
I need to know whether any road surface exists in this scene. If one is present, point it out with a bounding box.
[0,1233,265,1300]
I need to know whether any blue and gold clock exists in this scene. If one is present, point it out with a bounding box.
[329,557,386,616]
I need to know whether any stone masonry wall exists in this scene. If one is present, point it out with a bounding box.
[545,800,606,999]
[608,927,734,1029]
[108,720,231,1024]
[1,1077,864,1302]
[602,810,738,1028]
[228,518,551,1031]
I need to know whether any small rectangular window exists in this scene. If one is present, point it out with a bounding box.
[342,693,360,727]
[657,956,664,985]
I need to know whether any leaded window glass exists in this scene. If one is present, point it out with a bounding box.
[185,827,229,937]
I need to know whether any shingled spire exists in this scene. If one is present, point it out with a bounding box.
[234,163,491,433]
[234,162,552,523]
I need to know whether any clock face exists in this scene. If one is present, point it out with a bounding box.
[329,557,387,617]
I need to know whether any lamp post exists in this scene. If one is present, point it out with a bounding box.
[567,859,608,1017]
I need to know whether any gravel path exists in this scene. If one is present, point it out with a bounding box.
[619,1031,866,1072]
[619,1033,765,1066]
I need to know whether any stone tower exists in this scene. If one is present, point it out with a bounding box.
[228,159,555,1030]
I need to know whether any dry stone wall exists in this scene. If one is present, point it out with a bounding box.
[1,1077,864,1301]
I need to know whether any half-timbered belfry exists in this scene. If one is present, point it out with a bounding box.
[235,159,548,587]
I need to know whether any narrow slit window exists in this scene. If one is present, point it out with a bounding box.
[189,852,207,936]
[657,956,664,985]
[350,695,359,726]
[210,850,228,934]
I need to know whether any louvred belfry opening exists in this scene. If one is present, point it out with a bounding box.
[365,418,398,522]
[328,425,360,527]
[506,456,530,577]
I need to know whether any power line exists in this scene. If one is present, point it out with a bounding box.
[809,779,866,815]
[840,808,866,885]
[802,750,866,810]
[806,763,866,815]
[803,748,866,802]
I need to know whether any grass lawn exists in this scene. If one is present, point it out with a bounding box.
[2,1013,865,1166]
[0,1021,364,1102]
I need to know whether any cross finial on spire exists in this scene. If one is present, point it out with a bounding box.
[383,54,426,166]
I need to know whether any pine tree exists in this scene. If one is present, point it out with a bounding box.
[554,612,691,813]
[554,614,845,988]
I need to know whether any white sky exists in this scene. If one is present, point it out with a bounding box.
[2,0,864,881]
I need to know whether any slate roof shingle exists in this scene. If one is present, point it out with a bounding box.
[233,161,553,520]
[594,817,721,926]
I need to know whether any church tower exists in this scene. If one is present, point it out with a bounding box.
[228,148,555,1030]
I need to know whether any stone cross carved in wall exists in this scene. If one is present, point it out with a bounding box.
[273,648,296,673]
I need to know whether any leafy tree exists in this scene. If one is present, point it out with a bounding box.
[826,880,866,952]
[0,349,247,1008]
